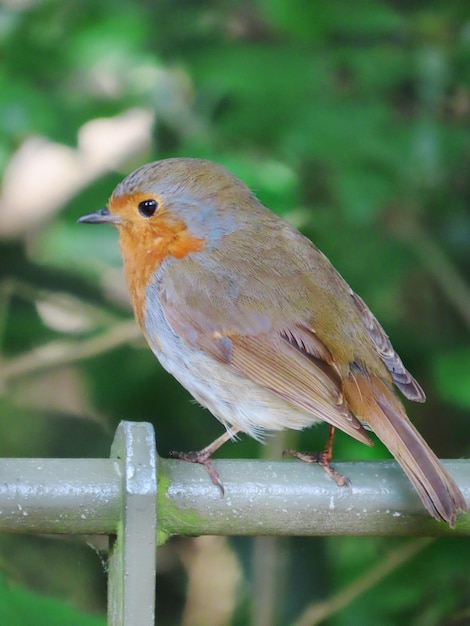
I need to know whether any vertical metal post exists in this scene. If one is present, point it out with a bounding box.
[108,421,158,626]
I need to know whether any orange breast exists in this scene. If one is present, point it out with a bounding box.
[114,213,204,328]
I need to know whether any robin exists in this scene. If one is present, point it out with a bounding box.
[79,157,466,526]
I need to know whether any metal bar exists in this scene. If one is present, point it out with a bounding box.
[158,458,470,537]
[0,446,467,537]
[0,458,120,533]
[108,422,157,626]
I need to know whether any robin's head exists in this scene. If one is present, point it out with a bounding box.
[78,158,259,247]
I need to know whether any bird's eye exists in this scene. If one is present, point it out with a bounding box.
[138,199,158,218]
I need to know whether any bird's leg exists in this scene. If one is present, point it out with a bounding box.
[169,428,240,496]
[283,425,351,488]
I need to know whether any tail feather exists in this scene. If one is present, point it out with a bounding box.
[344,375,467,526]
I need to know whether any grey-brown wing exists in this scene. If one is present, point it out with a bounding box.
[350,291,425,402]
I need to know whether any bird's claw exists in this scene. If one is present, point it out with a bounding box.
[169,449,225,496]
[283,448,351,489]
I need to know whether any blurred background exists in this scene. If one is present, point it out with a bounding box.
[1,0,470,624]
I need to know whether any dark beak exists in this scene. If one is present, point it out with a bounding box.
[77,207,120,225]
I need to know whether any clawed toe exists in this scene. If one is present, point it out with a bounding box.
[283,447,351,488]
[169,449,225,496]
[283,426,351,489]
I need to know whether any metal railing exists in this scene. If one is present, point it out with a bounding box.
[1,421,468,625]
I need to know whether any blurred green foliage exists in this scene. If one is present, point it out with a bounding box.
[0,570,105,626]
[0,0,469,624]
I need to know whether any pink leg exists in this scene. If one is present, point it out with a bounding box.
[283,426,351,487]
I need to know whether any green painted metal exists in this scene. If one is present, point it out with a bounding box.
[0,421,468,625]
[158,457,470,537]
[108,422,157,626]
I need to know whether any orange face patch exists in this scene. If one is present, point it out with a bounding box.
[108,190,161,218]
[108,191,205,328]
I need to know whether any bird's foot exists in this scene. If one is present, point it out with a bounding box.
[168,429,239,496]
[283,448,351,488]
[169,449,225,496]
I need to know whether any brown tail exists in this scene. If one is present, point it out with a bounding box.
[344,374,467,526]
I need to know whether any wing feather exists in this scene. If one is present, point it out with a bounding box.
[230,330,371,444]
[349,291,425,402]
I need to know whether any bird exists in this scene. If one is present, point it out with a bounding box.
[78,157,467,526]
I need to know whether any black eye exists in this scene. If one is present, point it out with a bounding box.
[138,199,158,218]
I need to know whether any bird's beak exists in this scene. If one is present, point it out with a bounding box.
[77,207,121,225]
